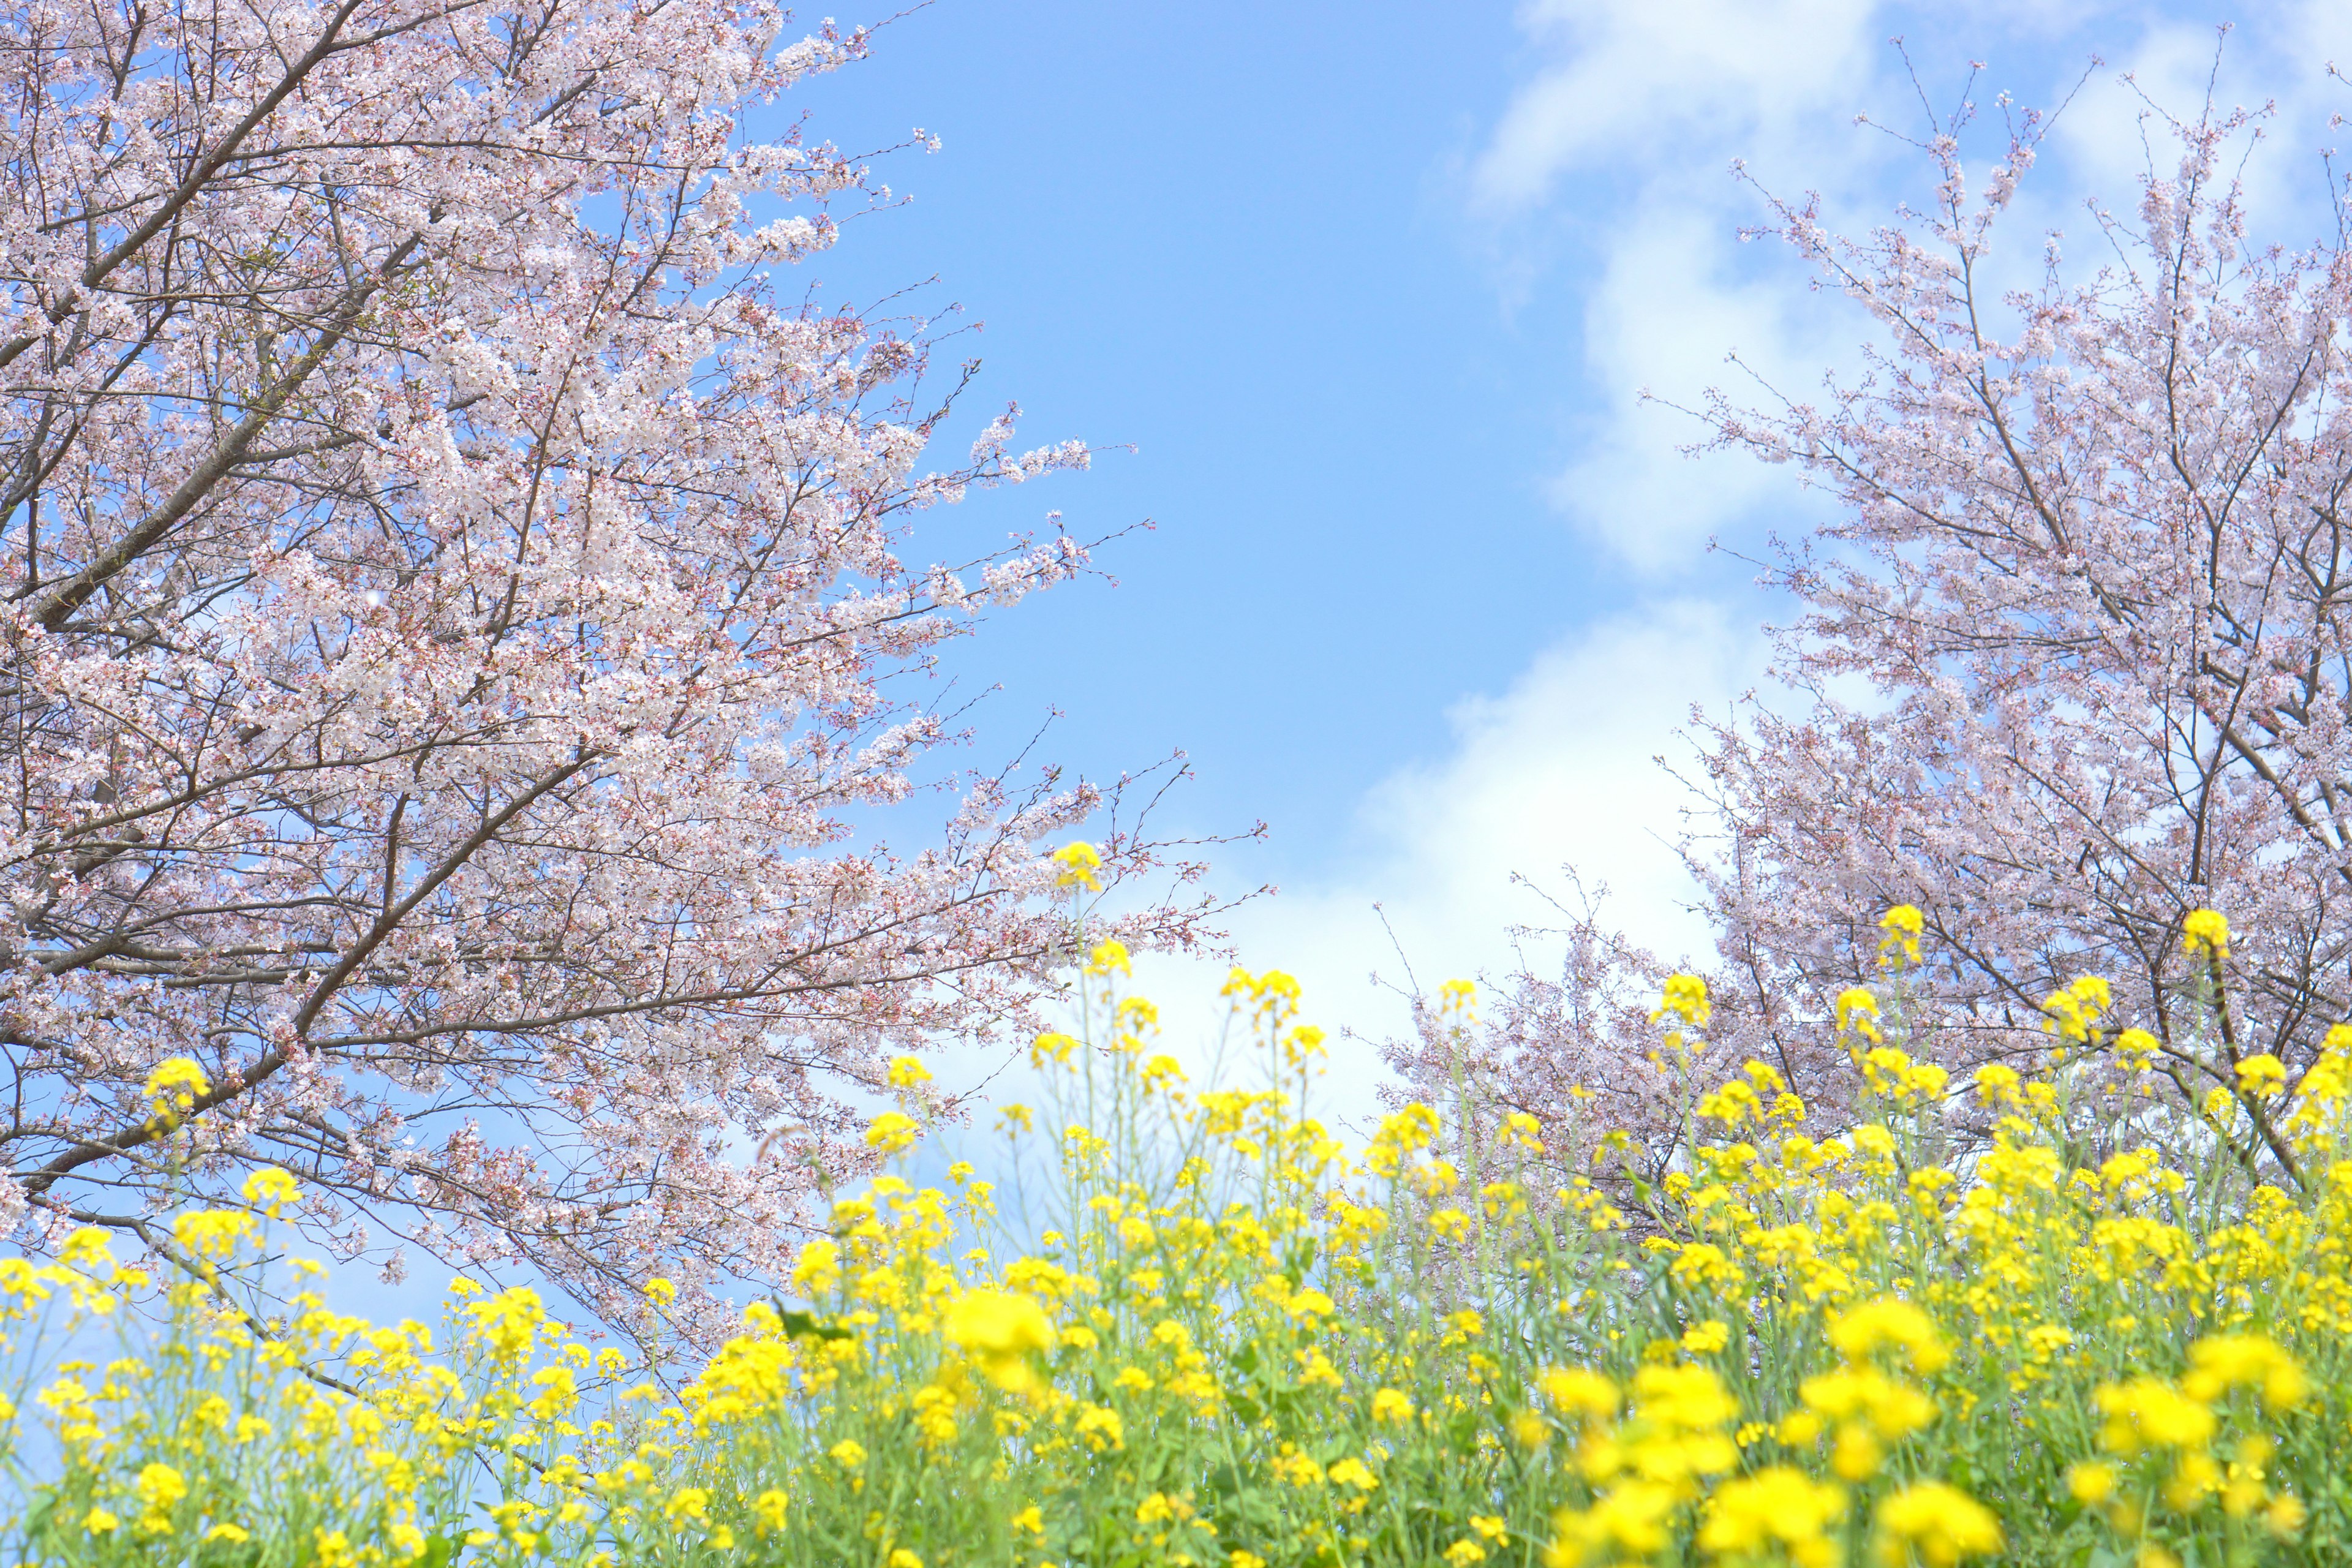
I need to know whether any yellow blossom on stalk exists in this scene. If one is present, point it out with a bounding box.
[1654,974,1711,1029]
[2114,1028,2159,1071]
[1681,1319,1732,1355]
[143,1057,209,1115]
[1075,1403,1124,1452]
[2041,975,2111,1043]
[239,1167,302,1217]
[1052,840,1103,890]
[1879,904,1925,965]
[829,1440,867,1469]
[2265,1494,2309,1539]
[58,1227,113,1274]
[2095,1378,2215,1453]
[172,1208,252,1262]
[2235,1054,2287,1098]
[1439,978,1477,1019]
[1501,1110,1545,1152]
[134,1461,187,1534]
[2183,908,2230,960]
[1086,940,1133,977]
[1830,1298,1949,1374]
[1972,1063,2021,1107]
[1872,1483,2001,1567]
[465,1286,548,1366]
[791,1239,840,1297]
[1272,1447,1324,1487]
[1836,987,1882,1043]
[865,1111,919,1154]
[886,1055,932,1089]
[1547,1481,1678,1566]
[2067,1463,2116,1504]
[1371,1388,1413,1425]
[943,1289,1055,1391]
[1542,1367,1619,1422]
[2183,1334,2307,1408]
[1700,1466,1845,1567]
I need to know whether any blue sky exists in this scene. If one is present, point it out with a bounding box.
[789,1,1646,869]
[782,0,2352,1125]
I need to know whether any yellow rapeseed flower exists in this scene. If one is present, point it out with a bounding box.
[2066,1462,2115,1504]
[1878,904,1925,965]
[1700,1466,1844,1567]
[142,1057,209,1110]
[1830,1298,1950,1374]
[239,1167,303,1217]
[2235,1054,2287,1099]
[1872,1482,2002,1567]
[1836,987,1882,1043]
[864,1111,919,1154]
[1653,974,1711,1029]
[2183,1334,2307,1409]
[2183,908,2230,960]
[1051,840,1103,890]
[2095,1378,2215,1453]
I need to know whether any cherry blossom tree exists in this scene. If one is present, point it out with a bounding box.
[1395,83,2352,1168]
[0,0,1212,1325]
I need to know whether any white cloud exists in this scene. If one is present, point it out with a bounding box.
[1471,0,1884,215]
[1468,0,1913,570]
[1551,202,1855,569]
[1472,0,2352,575]
[1128,598,1764,1137]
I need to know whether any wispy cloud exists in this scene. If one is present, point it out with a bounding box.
[1471,0,1885,216]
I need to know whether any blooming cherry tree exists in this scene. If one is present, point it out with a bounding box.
[0,0,1205,1324]
[1396,86,2352,1159]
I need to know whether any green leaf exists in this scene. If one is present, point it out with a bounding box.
[775,1302,853,1342]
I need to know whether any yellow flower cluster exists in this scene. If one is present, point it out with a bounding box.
[2,911,2348,1568]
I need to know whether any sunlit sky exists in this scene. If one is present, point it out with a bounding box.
[785,0,2352,1129]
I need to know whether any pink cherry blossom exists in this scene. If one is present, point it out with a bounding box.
[0,0,1217,1332]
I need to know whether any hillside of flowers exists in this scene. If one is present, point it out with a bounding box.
[3,905,2348,1567]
